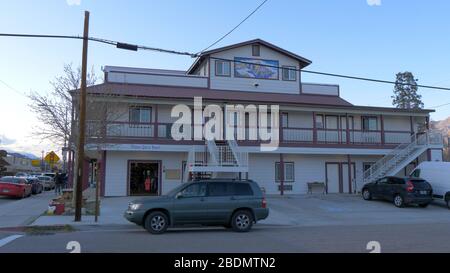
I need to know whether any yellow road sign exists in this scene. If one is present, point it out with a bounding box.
[31,159,41,167]
[44,151,60,164]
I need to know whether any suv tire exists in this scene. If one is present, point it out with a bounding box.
[362,189,372,200]
[393,194,404,208]
[144,211,169,234]
[231,210,253,232]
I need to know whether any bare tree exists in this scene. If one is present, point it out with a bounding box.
[28,63,98,147]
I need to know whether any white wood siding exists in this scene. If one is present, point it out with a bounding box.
[105,151,186,196]
[108,71,208,88]
[209,45,300,94]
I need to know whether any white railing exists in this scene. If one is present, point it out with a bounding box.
[362,130,443,186]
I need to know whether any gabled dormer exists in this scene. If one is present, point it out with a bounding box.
[187,39,312,94]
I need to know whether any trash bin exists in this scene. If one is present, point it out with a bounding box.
[52,202,65,215]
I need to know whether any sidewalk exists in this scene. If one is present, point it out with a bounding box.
[31,197,134,226]
[30,195,295,227]
[0,191,54,228]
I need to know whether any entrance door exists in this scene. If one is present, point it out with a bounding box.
[129,161,160,196]
[326,163,340,193]
[341,163,355,194]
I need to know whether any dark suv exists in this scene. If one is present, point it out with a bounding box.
[362,176,433,208]
[124,180,269,234]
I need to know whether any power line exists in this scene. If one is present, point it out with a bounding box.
[198,0,269,54]
[209,57,450,91]
[0,79,27,97]
[430,102,450,109]
[0,33,197,57]
[2,32,450,91]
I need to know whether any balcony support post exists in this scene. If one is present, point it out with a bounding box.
[279,153,285,196]
[154,104,159,139]
[346,113,350,145]
[312,112,317,144]
[380,115,385,145]
[347,154,352,194]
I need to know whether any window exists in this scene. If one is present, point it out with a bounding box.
[363,162,375,172]
[281,113,289,128]
[275,162,295,182]
[252,44,260,56]
[208,182,233,197]
[377,177,388,184]
[233,183,253,196]
[215,60,231,76]
[315,114,324,129]
[129,107,151,123]
[180,183,207,198]
[362,116,377,131]
[282,66,297,81]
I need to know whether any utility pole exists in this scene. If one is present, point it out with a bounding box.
[74,10,90,222]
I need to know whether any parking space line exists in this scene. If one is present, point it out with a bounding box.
[0,235,24,248]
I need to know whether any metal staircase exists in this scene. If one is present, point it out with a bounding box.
[183,140,248,182]
[362,130,443,186]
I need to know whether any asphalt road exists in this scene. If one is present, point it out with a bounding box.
[2,222,450,253]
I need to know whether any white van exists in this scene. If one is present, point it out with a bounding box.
[410,161,450,209]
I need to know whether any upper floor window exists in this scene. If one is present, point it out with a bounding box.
[362,116,378,131]
[252,44,260,56]
[215,60,231,76]
[129,107,152,123]
[315,114,324,129]
[282,66,297,81]
[281,113,289,128]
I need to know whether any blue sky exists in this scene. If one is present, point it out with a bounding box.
[1,0,450,156]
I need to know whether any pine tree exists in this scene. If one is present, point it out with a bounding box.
[391,72,424,109]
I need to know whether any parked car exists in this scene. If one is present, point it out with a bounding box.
[37,175,55,190]
[362,176,433,208]
[125,180,269,234]
[15,172,29,177]
[26,177,43,194]
[410,161,450,209]
[0,176,32,198]
[41,172,56,179]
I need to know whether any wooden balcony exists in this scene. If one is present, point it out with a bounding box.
[85,120,414,148]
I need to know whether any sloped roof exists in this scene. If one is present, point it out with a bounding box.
[188,39,312,74]
[84,83,353,107]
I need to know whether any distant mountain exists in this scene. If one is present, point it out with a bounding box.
[1,149,39,160]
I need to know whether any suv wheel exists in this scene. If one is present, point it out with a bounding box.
[144,211,168,234]
[231,210,253,232]
[362,189,372,200]
[393,194,404,208]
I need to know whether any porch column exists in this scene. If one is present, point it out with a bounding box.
[427,149,432,161]
[410,116,414,135]
[100,150,106,197]
[425,116,430,130]
[279,153,285,196]
[380,115,385,145]
[345,113,350,145]
[312,112,317,144]
[347,155,352,194]
[154,104,159,139]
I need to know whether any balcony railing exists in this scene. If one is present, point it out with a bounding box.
[86,121,414,146]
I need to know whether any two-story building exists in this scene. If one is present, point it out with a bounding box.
[69,39,443,197]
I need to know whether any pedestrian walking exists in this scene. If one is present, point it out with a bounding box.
[54,172,63,195]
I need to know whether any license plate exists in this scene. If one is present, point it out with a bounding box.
[2,189,10,193]
[420,190,428,195]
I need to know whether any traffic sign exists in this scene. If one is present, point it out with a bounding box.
[44,151,60,164]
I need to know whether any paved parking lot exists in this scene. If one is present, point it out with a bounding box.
[265,193,450,227]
